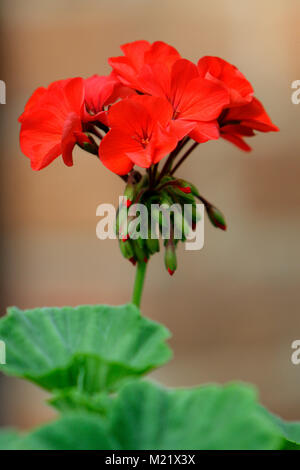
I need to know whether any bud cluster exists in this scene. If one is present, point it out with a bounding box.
[116,171,227,275]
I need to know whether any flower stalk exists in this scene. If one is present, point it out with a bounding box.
[132,260,148,308]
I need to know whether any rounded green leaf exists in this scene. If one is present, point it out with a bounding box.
[0,304,171,393]
[12,381,296,450]
[108,381,284,450]
[19,414,116,450]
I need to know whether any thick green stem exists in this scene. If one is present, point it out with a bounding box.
[132,261,148,309]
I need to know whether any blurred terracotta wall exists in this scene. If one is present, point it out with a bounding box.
[0,0,300,428]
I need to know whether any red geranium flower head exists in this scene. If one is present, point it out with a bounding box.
[19,77,89,170]
[99,95,179,175]
[197,56,254,107]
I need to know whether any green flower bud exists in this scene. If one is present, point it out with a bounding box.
[184,181,200,198]
[164,240,177,276]
[206,204,227,231]
[124,182,135,207]
[170,186,195,204]
[189,189,227,231]
[119,238,135,262]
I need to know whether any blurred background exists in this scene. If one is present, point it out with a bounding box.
[0,0,299,429]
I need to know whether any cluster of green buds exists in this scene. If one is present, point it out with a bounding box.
[116,170,227,276]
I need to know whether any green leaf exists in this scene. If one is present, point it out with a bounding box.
[259,407,300,449]
[14,381,294,450]
[0,430,21,450]
[49,389,112,415]
[0,304,171,393]
[107,381,283,450]
[19,414,116,450]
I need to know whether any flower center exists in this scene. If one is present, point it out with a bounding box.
[141,137,150,147]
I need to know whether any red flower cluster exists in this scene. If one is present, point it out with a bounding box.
[19,40,278,173]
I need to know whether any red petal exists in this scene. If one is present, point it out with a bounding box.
[109,40,181,93]
[176,76,229,121]
[221,133,252,152]
[30,144,62,170]
[108,40,151,89]
[138,62,171,96]
[151,123,178,164]
[99,129,135,175]
[63,77,85,115]
[221,124,255,136]
[108,56,138,87]
[18,87,47,122]
[198,56,254,106]
[225,98,279,132]
[108,95,173,134]
[170,59,199,110]
[120,40,151,69]
[189,121,220,142]
[20,108,62,167]
[169,120,196,140]
[84,75,114,115]
[144,41,181,70]
[61,112,82,166]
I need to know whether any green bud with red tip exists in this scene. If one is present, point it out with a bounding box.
[177,185,191,194]
[119,238,135,263]
[164,239,177,276]
[124,181,135,208]
[206,204,227,231]
[170,186,195,204]
[186,184,227,232]
[175,179,192,194]
[185,181,200,198]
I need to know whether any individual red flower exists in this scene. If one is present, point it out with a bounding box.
[99,95,178,174]
[197,56,254,107]
[159,59,230,142]
[108,40,181,90]
[196,56,278,150]
[19,78,90,170]
[83,74,133,125]
[219,97,279,151]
